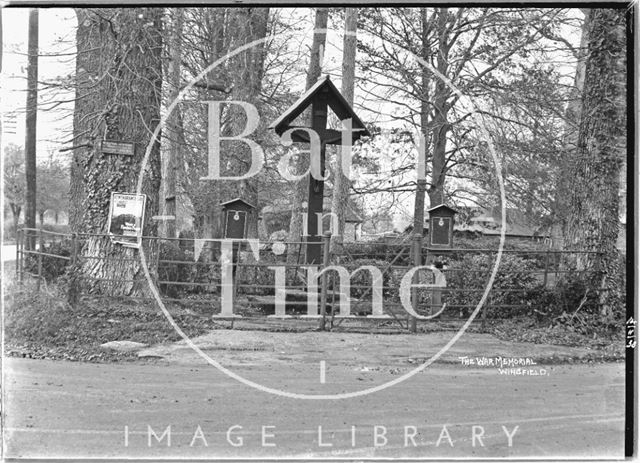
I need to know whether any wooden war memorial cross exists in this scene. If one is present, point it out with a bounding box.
[269,75,370,263]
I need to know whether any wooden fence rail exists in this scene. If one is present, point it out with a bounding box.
[15,227,605,333]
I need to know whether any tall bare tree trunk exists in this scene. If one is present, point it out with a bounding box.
[330,8,357,250]
[71,8,163,296]
[413,7,431,235]
[69,9,85,234]
[194,8,269,255]
[11,205,21,238]
[0,9,3,74]
[563,8,626,317]
[231,7,269,240]
[24,9,38,249]
[160,8,184,239]
[554,10,590,249]
[287,8,328,263]
[192,9,225,249]
[427,8,451,207]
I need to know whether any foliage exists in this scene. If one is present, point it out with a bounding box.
[355,7,582,213]
[445,253,541,318]
[157,240,219,297]
[268,229,289,242]
[36,158,70,218]
[473,317,623,360]
[178,229,195,253]
[3,143,25,223]
[530,270,625,337]
[5,279,73,342]
[458,63,570,222]
[4,277,222,362]
[4,222,70,242]
[452,235,548,252]
[3,144,70,226]
[236,251,281,295]
[326,258,391,300]
[263,209,291,236]
[158,241,193,298]
[24,239,72,282]
[177,7,285,241]
[342,240,411,265]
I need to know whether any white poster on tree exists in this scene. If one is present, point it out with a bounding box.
[107,193,146,248]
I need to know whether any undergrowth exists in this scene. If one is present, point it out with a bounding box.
[3,276,223,362]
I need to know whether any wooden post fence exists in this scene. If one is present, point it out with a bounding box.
[319,231,331,331]
[36,226,43,291]
[68,233,79,308]
[410,233,422,333]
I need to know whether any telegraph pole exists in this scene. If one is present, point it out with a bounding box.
[24,8,38,249]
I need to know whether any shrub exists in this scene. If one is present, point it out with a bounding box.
[3,220,18,242]
[342,241,411,264]
[445,253,541,318]
[157,241,219,297]
[325,258,391,299]
[4,278,74,342]
[158,241,193,298]
[24,239,72,282]
[538,271,623,336]
[236,251,281,295]
[178,229,194,254]
[268,229,288,242]
[41,223,70,234]
[5,223,70,243]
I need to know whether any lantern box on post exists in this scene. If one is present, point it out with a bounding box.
[427,204,457,249]
[221,198,255,239]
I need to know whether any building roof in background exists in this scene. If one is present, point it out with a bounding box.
[457,206,540,237]
[419,206,542,237]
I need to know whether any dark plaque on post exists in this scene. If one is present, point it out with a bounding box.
[221,198,255,239]
[100,140,136,156]
[427,204,457,249]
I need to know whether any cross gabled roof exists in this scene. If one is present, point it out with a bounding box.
[220,198,255,210]
[269,75,371,142]
[426,204,458,215]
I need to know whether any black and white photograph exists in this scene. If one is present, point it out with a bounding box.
[0,2,635,460]
[107,192,146,247]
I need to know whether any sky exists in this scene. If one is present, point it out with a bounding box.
[2,8,76,163]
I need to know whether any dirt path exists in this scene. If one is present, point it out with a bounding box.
[137,328,605,368]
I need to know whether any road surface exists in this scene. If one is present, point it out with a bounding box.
[3,358,625,459]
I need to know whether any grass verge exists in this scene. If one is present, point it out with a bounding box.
[4,277,224,362]
[470,317,624,363]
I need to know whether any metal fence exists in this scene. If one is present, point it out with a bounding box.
[15,227,603,332]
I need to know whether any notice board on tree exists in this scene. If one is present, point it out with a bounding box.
[100,140,136,156]
[107,193,146,248]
